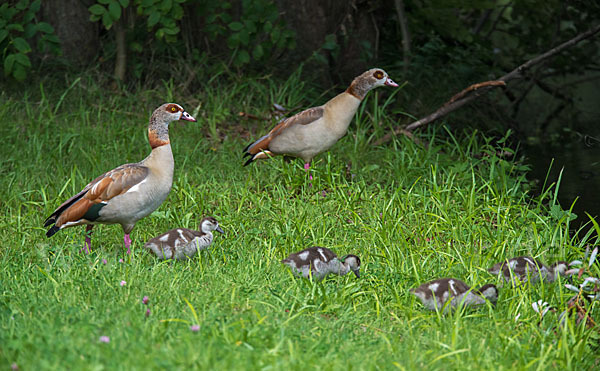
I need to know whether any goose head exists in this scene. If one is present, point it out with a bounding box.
[154,103,196,123]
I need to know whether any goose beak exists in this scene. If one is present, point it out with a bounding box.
[180,111,196,122]
[385,77,399,87]
[215,226,225,234]
[353,269,360,278]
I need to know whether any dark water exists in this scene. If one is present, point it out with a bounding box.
[524,137,600,236]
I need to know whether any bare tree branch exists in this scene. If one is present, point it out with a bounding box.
[372,23,600,147]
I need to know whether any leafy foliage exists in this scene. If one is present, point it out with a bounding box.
[0,0,59,81]
[196,0,295,67]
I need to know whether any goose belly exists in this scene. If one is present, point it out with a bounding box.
[98,176,172,224]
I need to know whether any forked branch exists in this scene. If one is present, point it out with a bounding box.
[372,23,600,146]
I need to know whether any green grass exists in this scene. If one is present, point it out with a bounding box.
[0,72,598,370]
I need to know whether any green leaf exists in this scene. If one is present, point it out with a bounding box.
[119,0,130,7]
[102,11,113,29]
[130,41,142,52]
[252,44,263,60]
[263,21,272,33]
[24,24,36,39]
[98,0,112,4]
[89,4,106,16]
[235,50,250,66]
[14,53,31,67]
[162,26,179,35]
[238,29,249,45]
[7,24,24,32]
[12,64,27,81]
[161,0,173,12]
[4,54,16,75]
[322,34,337,50]
[23,11,35,24]
[228,22,244,31]
[147,11,160,27]
[270,27,280,43]
[30,0,41,13]
[16,0,28,11]
[0,30,8,44]
[227,33,239,48]
[13,38,31,53]
[108,1,122,21]
[244,20,256,33]
[37,22,54,34]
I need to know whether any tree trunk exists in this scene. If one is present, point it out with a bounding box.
[41,0,100,65]
[113,18,127,82]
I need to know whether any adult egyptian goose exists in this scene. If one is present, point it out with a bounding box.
[488,256,569,284]
[242,68,398,168]
[144,217,224,260]
[281,246,361,280]
[410,278,498,312]
[44,103,196,254]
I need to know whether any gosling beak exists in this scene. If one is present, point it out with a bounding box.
[180,111,196,122]
[353,269,360,278]
[216,226,225,234]
[384,77,399,87]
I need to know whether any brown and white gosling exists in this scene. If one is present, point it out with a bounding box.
[144,217,224,260]
[44,103,196,254]
[281,246,361,280]
[488,256,569,284]
[410,278,498,312]
[242,68,398,168]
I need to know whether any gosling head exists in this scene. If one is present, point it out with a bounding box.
[341,254,361,278]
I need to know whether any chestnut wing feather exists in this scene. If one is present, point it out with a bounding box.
[45,164,149,229]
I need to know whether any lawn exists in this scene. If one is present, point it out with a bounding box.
[0,73,598,370]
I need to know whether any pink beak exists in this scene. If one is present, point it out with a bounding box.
[385,77,399,87]
[180,111,197,122]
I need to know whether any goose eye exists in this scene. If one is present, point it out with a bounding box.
[171,106,177,112]
[373,70,384,79]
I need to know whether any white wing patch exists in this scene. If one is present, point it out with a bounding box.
[317,248,327,260]
[298,251,310,260]
[125,178,148,194]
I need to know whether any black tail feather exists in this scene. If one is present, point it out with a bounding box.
[243,157,255,167]
[43,217,55,228]
[46,225,60,238]
[242,143,251,153]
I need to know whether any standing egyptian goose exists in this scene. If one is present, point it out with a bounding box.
[281,246,361,280]
[144,217,224,260]
[410,278,498,312]
[242,68,398,168]
[44,103,196,254]
[488,256,569,284]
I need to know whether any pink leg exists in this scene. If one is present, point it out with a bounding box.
[82,225,93,254]
[124,234,132,255]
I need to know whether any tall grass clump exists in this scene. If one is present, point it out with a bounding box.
[0,69,598,370]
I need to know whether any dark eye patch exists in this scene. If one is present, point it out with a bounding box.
[166,104,180,112]
[373,70,384,79]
